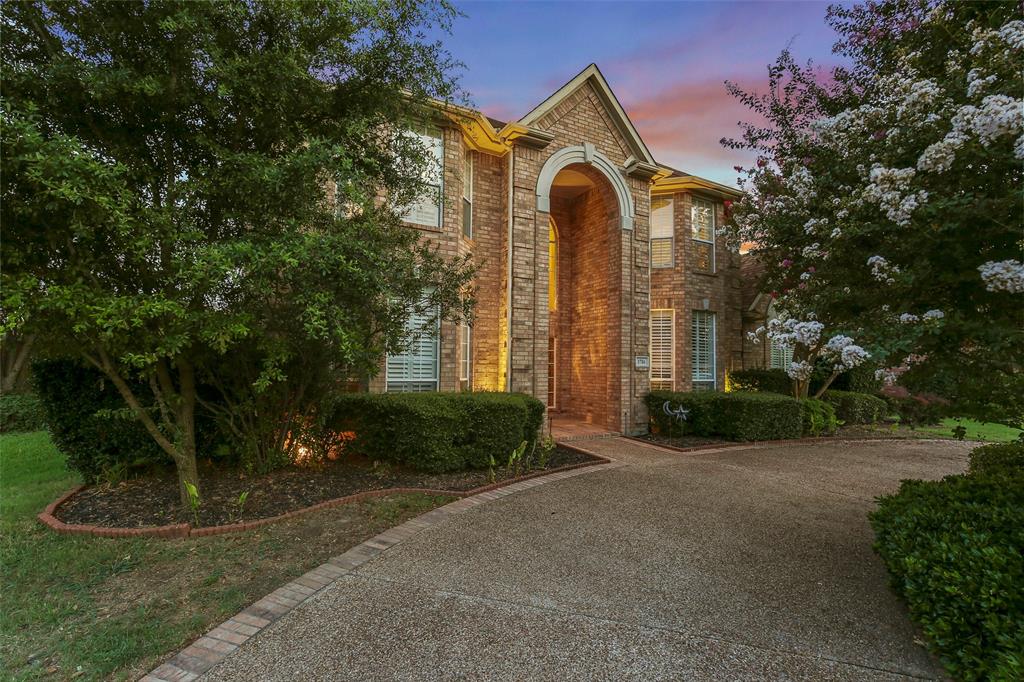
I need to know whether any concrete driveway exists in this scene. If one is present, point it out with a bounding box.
[205,438,969,681]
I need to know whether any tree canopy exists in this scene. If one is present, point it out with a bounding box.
[725,0,1023,421]
[1,0,475,500]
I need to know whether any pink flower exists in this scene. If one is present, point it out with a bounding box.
[802,156,813,166]
[781,258,793,268]
[757,158,767,168]
[799,282,808,289]
[872,129,887,141]
[807,266,816,273]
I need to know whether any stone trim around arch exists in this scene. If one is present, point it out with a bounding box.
[535,143,635,230]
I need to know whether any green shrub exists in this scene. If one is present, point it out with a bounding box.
[969,442,1024,477]
[727,368,791,395]
[329,392,544,473]
[31,358,224,482]
[645,390,804,441]
[800,398,838,436]
[870,464,1024,680]
[0,393,47,432]
[822,390,887,424]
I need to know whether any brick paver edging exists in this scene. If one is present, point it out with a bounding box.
[37,457,610,540]
[622,434,959,455]
[141,456,622,682]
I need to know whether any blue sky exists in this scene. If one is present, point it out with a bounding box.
[439,1,846,185]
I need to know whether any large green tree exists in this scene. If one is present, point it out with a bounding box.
[1,0,474,502]
[725,0,1023,421]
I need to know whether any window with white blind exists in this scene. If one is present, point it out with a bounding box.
[462,152,473,238]
[691,311,716,390]
[650,196,674,268]
[386,304,439,392]
[650,309,674,391]
[769,337,793,370]
[691,197,716,272]
[460,323,471,386]
[402,127,443,228]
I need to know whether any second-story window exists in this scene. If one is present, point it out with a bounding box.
[402,127,443,229]
[650,196,674,268]
[462,151,473,238]
[691,197,716,272]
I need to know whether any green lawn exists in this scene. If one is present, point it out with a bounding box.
[915,418,1022,443]
[0,431,452,681]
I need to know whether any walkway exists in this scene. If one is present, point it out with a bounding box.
[198,437,969,680]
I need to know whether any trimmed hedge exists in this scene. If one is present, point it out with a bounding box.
[727,368,791,395]
[822,389,887,425]
[0,393,47,432]
[646,390,804,441]
[801,398,838,436]
[329,391,545,473]
[870,456,1024,680]
[969,441,1024,477]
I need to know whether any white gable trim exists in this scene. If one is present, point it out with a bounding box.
[519,64,656,167]
[536,143,635,231]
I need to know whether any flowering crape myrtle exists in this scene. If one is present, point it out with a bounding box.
[724,0,1023,420]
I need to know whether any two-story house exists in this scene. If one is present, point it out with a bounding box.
[371,64,762,435]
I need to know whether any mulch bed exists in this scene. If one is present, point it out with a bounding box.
[56,446,596,529]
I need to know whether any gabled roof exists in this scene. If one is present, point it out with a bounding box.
[518,64,657,167]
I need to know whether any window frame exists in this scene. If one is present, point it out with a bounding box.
[460,322,471,385]
[402,126,444,229]
[769,336,793,371]
[385,300,440,392]
[650,308,675,391]
[691,310,717,390]
[462,151,473,239]
[650,196,674,269]
[691,197,717,273]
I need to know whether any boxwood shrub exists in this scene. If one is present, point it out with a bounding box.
[870,457,1024,680]
[645,390,804,441]
[329,391,545,473]
[822,390,887,425]
[800,398,838,436]
[727,368,791,395]
[968,441,1024,477]
[0,393,47,432]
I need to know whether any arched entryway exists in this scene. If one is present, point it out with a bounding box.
[541,155,626,430]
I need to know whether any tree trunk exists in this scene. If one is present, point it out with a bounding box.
[813,371,841,399]
[1,334,34,394]
[173,360,200,506]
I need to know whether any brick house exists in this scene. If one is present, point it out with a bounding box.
[373,64,775,435]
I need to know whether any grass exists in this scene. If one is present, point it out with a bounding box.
[0,431,454,681]
[915,418,1022,443]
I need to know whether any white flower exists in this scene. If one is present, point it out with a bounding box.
[922,309,945,320]
[800,272,811,281]
[786,360,814,381]
[868,255,900,284]
[978,260,1024,293]
[899,313,919,324]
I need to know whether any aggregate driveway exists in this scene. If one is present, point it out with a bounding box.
[205,438,970,681]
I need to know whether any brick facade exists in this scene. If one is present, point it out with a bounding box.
[370,64,765,435]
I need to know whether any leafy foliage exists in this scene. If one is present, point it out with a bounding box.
[800,397,838,436]
[821,390,887,425]
[728,368,791,395]
[0,393,46,433]
[871,443,1024,680]
[723,0,1023,422]
[1,1,473,500]
[329,392,545,473]
[646,390,804,441]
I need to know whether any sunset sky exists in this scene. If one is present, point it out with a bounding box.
[441,1,847,186]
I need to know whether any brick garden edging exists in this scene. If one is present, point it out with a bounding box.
[37,457,610,540]
[141,452,623,682]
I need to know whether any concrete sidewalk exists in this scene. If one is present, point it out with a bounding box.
[204,438,969,681]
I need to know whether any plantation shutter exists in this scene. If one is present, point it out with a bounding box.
[650,197,674,268]
[691,311,716,390]
[387,304,439,392]
[650,309,674,391]
[402,127,443,228]
[769,337,793,370]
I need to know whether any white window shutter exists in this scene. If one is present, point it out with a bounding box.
[691,311,716,389]
[650,309,674,391]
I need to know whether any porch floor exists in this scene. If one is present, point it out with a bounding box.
[549,416,619,441]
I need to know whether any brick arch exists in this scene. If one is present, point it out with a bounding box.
[536,143,635,230]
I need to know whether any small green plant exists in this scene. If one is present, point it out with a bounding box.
[952,423,967,441]
[507,440,527,477]
[228,490,250,523]
[184,481,201,526]
[487,455,497,483]
[537,436,554,469]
